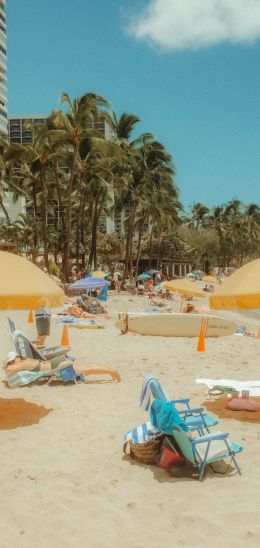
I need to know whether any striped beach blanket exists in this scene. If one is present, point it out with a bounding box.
[140,375,170,411]
[124,421,160,444]
[7,370,46,388]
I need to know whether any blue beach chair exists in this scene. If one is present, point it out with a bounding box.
[171,424,243,481]
[140,375,219,435]
[150,400,243,480]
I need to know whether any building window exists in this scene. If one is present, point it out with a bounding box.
[98,215,107,234]
[114,216,122,233]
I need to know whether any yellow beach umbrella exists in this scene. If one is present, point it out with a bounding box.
[162,279,205,298]
[202,275,219,284]
[91,271,108,279]
[210,258,260,310]
[0,252,64,310]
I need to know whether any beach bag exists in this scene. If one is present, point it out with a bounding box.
[155,436,185,469]
[226,398,260,412]
[123,435,164,464]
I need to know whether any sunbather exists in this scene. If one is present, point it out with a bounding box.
[66,303,108,317]
[150,297,172,313]
[3,352,121,382]
[3,353,69,375]
[183,303,198,314]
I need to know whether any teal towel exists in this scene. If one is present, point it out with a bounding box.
[150,400,188,434]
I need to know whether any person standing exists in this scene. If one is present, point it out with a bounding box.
[113,271,121,292]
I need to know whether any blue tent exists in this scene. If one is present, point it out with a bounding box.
[137,273,151,281]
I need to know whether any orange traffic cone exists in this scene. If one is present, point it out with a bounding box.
[197,318,208,352]
[61,324,70,347]
[27,310,34,323]
[197,330,205,352]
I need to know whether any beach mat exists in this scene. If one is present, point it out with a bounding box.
[202,397,260,423]
[68,324,104,329]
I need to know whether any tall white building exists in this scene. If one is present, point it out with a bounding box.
[0,0,7,135]
[0,0,8,224]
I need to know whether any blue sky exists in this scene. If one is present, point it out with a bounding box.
[7,0,260,210]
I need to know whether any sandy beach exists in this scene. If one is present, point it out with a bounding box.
[1,294,260,548]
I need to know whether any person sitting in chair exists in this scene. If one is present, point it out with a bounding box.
[183,303,198,314]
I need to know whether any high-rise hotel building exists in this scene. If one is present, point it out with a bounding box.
[0,0,7,134]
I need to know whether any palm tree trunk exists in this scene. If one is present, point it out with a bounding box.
[54,166,66,234]
[75,178,84,271]
[135,222,144,276]
[126,204,137,278]
[63,154,77,281]
[88,200,99,270]
[39,171,49,271]
[88,192,106,270]
[148,225,154,269]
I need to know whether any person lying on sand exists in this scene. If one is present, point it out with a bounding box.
[158,305,172,313]
[151,297,167,308]
[66,302,108,318]
[3,353,69,375]
[3,352,121,382]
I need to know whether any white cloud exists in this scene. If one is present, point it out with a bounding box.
[126,0,260,52]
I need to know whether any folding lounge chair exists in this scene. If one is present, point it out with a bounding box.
[11,329,73,362]
[7,363,78,389]
[8,317,71,360]
[140,375,219,434]
[171,424,243,481]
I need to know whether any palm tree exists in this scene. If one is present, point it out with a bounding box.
[51,91,111,279]
[244,203,260,259]
[188,202,209,230]
[108,112,154,276]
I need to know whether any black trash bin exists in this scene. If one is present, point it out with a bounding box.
[35,307,51,336]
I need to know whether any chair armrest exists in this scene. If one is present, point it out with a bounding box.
[178,406,205,416]
[170,398,191,406]
[192,432,229,445]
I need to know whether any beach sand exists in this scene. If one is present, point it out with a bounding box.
[0,294,260,548]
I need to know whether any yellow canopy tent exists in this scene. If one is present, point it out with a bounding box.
[162,279,204,298]
[0,252,64,310]
[210,259,260,310]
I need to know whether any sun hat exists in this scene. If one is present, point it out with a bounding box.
[6,351,18,364]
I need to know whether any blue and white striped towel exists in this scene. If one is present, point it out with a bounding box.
[124,421,160,444]
[140,375,170,411]
[7,370,46,388]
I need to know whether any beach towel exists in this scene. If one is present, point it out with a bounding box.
[56,316,103,329]
[196,378,260,397]
[123,421,160,444]
[56,316,95,325]
[140,375,170,411]
[150,400,188,434]
[7,370,46,388]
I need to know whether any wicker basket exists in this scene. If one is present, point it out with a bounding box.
[123,435,164,464]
